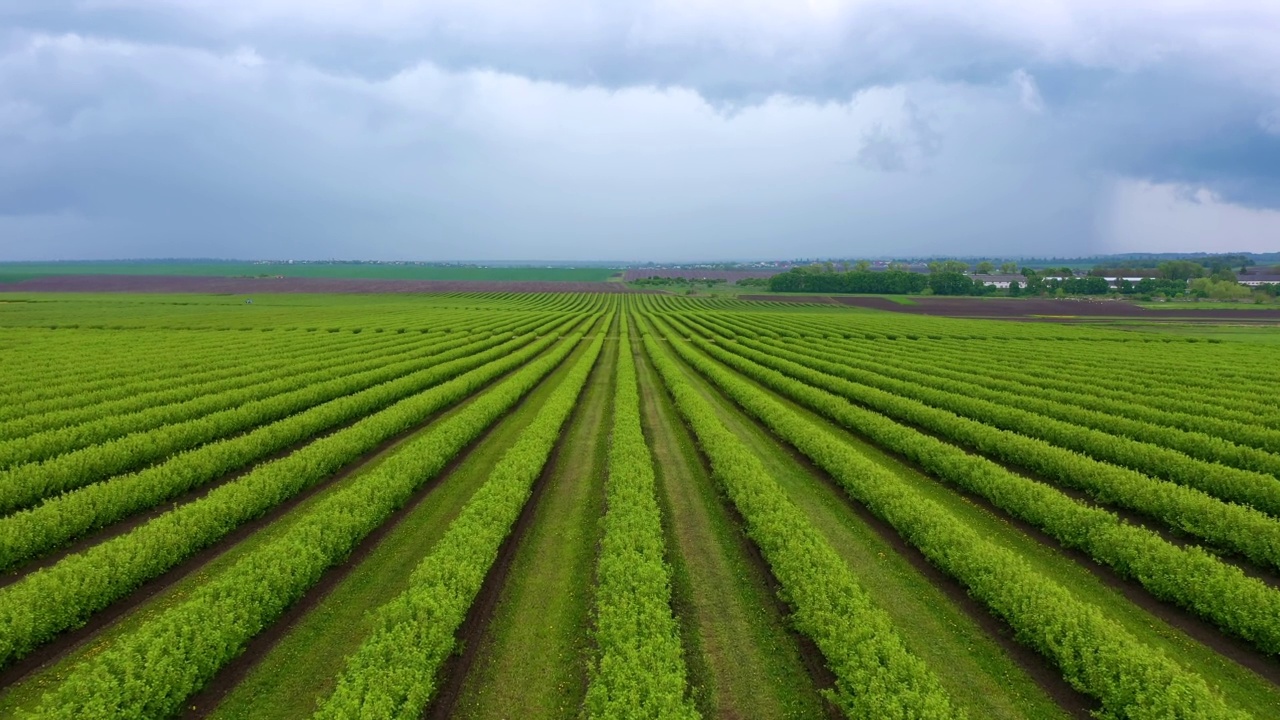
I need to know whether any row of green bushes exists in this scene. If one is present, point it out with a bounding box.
[0,329,449,469]
[0,318,584,672]
[801,332,1280,456]
[0,323,461,440]
[715,334,1280,575]
[0,320,564,572]
[316,319,607,718]
[751,335,1280,491]
[741,334,1280,526]
[585,317,697,718]
[22,323,592,719]
[0,322,537,515]
[640,318,961,719]
[649,316,1245,718]
[665,317,1280,659]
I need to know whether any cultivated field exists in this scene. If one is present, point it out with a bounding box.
[1,292,1279,719]
[0,264,619,284]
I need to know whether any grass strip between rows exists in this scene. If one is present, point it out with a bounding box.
[648,315,1247,720]
[20,318,596,720]
[0,316,583,672]
[585,315,698,719]
[313,314,610,719]
[639,317,961,720]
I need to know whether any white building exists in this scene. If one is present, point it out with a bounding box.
[1239,275,1280,287]
[971,274,1025,288]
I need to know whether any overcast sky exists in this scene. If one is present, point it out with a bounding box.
[2,1,1279,262]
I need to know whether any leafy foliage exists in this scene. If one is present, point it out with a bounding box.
[641,317,961,720]
[586,317,697,719]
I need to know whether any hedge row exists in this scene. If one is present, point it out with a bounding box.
[0,329,436,464]
[739,335,1280,513]
[585,317,697,719]
[0,328,534,514]
[0,326,410,441]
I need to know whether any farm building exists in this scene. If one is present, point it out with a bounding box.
[1239,275,1280,286]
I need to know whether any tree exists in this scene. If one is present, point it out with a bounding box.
[929,272,976,296]
[855,260,871,272]
[1008,280,1023,296]
[1157,260,1205,281]
[1189,277,1251,300]
[1000,262,1018,274]
[976,261,995,274]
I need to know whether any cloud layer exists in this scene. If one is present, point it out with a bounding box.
[2,1,1279,260]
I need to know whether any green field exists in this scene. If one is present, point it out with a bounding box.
[1,292,1279,719]
[0,262,619,283]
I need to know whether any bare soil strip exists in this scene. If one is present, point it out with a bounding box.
[739,295,1280,321]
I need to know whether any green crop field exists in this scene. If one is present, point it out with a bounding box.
[1,291,1279,719]
[0,262,618,283]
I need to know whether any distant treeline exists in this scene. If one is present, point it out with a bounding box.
[767,266,1277,299]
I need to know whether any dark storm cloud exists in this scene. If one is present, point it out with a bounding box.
[2,1,1279,259]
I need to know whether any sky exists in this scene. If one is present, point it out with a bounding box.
[2,1,1280,262]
